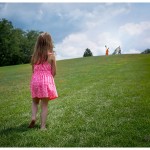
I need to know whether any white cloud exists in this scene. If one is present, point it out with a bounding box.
[37,9,44,20]
[119,21,150,52]
[145,37,150,44]
[119,21,150,36]
[123,49,141,54]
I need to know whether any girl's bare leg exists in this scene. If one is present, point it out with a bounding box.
[32,98,40,120]
[28,98,40,128]
[41,98,49,129]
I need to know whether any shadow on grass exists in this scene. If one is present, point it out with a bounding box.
[0,123,40,135]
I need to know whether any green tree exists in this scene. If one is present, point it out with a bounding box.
[141,49,150,54]
[24,30,40,63]
[0,18,14,66]
[9,28,25,65]
[0,18,41,66]
[83,48,93,57]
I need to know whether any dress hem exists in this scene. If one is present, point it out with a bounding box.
[32,96,58,101]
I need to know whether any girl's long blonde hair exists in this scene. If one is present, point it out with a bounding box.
[31,32,53,65]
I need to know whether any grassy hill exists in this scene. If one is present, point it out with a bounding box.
[0,54,150,147]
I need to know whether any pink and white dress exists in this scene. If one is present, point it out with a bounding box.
[30,61,58,100]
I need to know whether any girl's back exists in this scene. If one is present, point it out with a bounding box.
[33,62,51,74]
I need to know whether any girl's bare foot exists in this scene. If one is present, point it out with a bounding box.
[40,128,47,131]
[28,120,36,128]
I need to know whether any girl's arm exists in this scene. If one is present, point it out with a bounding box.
[32,65,34,73]
[51,55,57,77]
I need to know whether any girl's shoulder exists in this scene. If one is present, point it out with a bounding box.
[48,52,53,55]
[48,52,56,63]
[48,52,55,58]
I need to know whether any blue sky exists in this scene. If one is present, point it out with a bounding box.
[0,2,150,60]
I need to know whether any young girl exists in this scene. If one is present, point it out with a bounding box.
[28,32,58,130]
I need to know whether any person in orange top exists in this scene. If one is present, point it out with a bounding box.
[106,47,109,55]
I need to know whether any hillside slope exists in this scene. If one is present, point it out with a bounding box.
[0,54,150,147]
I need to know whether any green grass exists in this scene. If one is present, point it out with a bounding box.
[0,54,150,147]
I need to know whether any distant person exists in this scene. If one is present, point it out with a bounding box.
[28,32,58,130]
[118,47,121,54]
[106,48,109,56]
[114,49,117,54]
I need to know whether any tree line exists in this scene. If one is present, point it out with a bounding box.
[0,18,42,67]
